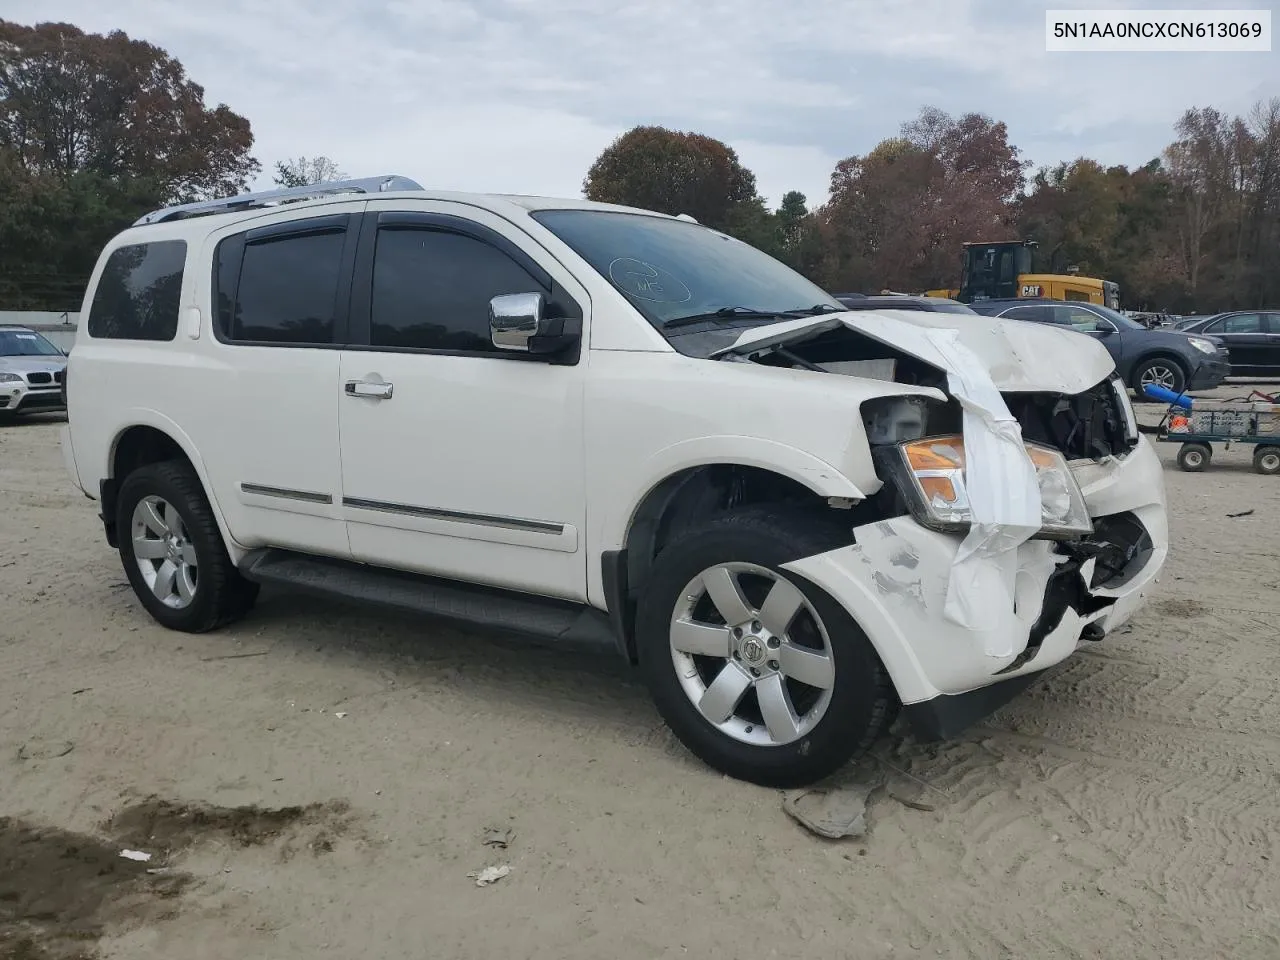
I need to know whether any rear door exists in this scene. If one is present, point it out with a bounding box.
[196,205,363,560]
[1204,313,1266,373]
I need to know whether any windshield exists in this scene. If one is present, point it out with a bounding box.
[530,210,842,332]
[0,329,62,357]
[1084,305,1144,331]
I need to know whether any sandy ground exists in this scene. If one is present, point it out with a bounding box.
[2,393,1279,960]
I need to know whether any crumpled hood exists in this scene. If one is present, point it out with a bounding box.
[0,355,65,376]
[711,309,1117,393]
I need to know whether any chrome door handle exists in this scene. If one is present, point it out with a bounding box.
[345,380,393,400]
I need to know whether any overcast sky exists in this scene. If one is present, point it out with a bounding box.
[9,0,1278,207]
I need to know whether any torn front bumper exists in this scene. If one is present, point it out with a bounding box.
[781,434,1168,734]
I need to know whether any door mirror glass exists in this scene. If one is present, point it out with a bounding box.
[489,292,546,352]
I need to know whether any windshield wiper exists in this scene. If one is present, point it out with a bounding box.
[662,304,841,331]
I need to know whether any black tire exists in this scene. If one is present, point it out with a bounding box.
[635,504,896,788]
[1253,446,1280,475]
[1131,356,1187,396]
[116,459,258,632]
[1177,442,1211,472]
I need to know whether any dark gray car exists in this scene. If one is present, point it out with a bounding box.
[966,299,1230,394]
[1176,310,1280,377]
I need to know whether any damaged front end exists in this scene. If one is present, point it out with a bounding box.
[722,310,1169,738]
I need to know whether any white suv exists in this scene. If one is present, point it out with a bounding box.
[61,176,1169,786]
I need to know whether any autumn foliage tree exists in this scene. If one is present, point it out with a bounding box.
[814,108,1027,293]
[583,126,763,231]
[0,20,260,309]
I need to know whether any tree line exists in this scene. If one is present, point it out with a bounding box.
[2,19,1276,314]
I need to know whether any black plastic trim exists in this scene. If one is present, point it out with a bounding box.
[600,550,635,662]
[237,548,617,654]
[902,671,1044,741]
[99,477,120,547]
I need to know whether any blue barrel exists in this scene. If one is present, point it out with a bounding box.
[1142,383,1193,409]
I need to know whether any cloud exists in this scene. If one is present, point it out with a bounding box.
[8,0,1278,206]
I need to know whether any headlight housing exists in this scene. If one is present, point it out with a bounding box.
[1111,375,1140,444]
[0,372,21,383]
[882,434,1093,539]
[1188,337,1217,355]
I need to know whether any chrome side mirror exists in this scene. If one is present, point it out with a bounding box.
[489,292,545,352]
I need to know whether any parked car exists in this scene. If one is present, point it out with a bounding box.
[0,325,67,418]
[1174,310,1280,377]
[832,294,978,314]
[62,176,1169,787]
[966,298,1230,395]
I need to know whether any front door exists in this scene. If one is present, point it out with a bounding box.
[336,202,590,602]
[1205,313,1267,373]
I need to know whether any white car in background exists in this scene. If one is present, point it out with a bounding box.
[0,325,67,418]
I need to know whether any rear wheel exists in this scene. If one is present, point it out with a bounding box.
[635,505,896,787]
[1177,442,1211,472]
[1253,445,1280,475]
[116,460,258,632]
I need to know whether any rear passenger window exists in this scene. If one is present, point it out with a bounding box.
[87,241,186,340]
[229,230,346,343]
[370,228,545,352]
[1001,305,1054,323]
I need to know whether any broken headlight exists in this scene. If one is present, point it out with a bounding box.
[886,434,1093,539]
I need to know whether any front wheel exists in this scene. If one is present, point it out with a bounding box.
[1133,357,1187,396]
[116,460,259,632]
[635,505,896,788]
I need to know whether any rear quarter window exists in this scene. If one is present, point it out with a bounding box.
[87,240,187,341]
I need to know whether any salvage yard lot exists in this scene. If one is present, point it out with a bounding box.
[3,401,1279,960]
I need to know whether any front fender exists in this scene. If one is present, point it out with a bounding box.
[599,435,870,554]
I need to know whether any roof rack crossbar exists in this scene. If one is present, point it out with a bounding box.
[133,175,425,226]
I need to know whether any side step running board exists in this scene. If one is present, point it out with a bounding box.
[238,549,619,655]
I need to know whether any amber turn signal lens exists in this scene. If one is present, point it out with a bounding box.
[902,436,965,471]
[918,476,958,503]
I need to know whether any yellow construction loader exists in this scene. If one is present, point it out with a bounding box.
[924,240,1120,308]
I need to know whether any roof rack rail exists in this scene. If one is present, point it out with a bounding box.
[133,175,425,226]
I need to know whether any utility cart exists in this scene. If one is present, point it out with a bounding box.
[1151,389,1280,474]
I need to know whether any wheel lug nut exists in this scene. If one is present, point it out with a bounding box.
[732,627,743,639]
[733,651,741,660]
[751,620,762,632]
[767,637,780,649]
[750,667,760,677]
[768,660,779,670]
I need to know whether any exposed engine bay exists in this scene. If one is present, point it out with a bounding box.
[737,324,1138,463]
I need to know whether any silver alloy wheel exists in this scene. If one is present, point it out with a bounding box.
[1261,452,1280,471]
[1139,363,1179,391]
[130,495,198,609]
[669,562,835,747]
[1184,448,1205,468]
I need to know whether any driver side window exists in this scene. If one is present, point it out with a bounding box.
[1207,313,1262,334]
[1054,306,1111,333]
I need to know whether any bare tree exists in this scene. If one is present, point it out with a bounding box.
[272,155,346,187]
